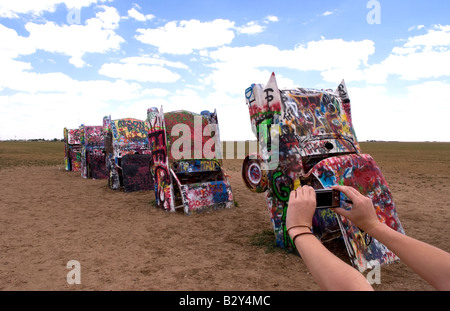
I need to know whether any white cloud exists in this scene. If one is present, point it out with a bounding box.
[350,82,450,142]
[404,24,450,47]
[167,88,207,112]
[0,73,153,140]
[264,15,278,23]
[146,88,170,97]
[203,39,375,93]
[408,25,425,31]
[76,79,144,102]
[99,62,181,83]
[237,15,279,35]
[365,49,450,83]
[200,63,294,96]
[0,68,75,94]
[237,21,265,35]
[322,11,334,16]
[204,91,254,141]
[98,55,189,83]
[363,25,450,83]
[121,55,188,69]
[0,0,104,18]
[208,39,374,72]
[24,6,123,67]
[0,77,148,140]
[127,7,154,21]
[0,19,148,139]
[135,19,235,54]
[0,24,35,58]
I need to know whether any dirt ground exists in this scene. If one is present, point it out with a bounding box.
[0,142,449,291]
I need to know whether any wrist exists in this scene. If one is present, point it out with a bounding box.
[290,229,314,246]
[365,222,385,237]
[288,226,312,239]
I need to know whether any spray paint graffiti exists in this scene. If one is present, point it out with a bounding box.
[79,124,108,180]
[121,154,153,192]
[178,180,233,215]
[147,107,174,211]
[242,73,404,272]
[64,127,82,172]
[104,116,153,192]
[146,107,233,215]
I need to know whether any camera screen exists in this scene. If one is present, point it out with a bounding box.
[316,191,333,207]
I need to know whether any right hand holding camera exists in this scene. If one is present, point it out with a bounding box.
[331,185,382,234]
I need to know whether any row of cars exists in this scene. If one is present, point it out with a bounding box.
[64,108,234,215]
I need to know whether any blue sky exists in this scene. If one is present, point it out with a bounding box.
[1,0,449,142]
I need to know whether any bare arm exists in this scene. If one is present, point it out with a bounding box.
[286,186,373,291]
[332,185,450,291]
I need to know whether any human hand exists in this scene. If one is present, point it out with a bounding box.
[286,185,316,237]
[331,185,382,234]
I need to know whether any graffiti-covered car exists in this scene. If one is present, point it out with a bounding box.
[63,127,81,172]
[104,116,153,192]
[146,107,234,215]
[79,123,108,180]
[242,73,405,272]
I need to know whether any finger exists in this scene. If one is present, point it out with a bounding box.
[289,190,297,200]
[347,186,361,196]
[300,185,312,200]
[297,185,305,197]
[307,185,316,198]
[332,186,356,204]
[332,185,359,201]
[303,185,314,194]
[333,207,350,218]
[347,185,362,196]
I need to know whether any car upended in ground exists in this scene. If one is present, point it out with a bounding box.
[146,107,234,215]
[104,116,153,192]
[241,73,405,272]
[63,127,82,172]
[79,123,108,180]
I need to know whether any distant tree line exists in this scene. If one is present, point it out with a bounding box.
[2,138,64,142]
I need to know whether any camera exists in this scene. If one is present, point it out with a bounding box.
[315,189,340,208]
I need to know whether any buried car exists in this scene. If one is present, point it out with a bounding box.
[241,73,405,272]
[79,123,108,180]
[104,116,153,192]
[63,127,82,172]
[146,107,233,215]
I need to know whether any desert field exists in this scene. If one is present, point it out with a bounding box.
[0,141,449,291]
